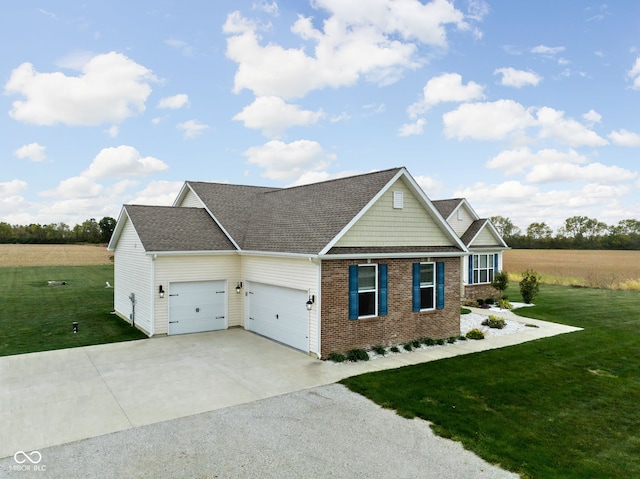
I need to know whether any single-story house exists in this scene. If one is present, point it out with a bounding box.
[107,167,508,358]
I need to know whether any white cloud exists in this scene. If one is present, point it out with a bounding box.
[531,45,565,55]
[608,129,640,147]
[487,147,587,175]
[176,120,209,139]
[494,67,541,88]
[289,169,360,187]
[105,125,119,138]
[407,73,484,118]
[14,143,46,162]
[224,0,472,100]
[129,180,183,206]
[398,118,426,136]
[42,176,104,199]
[414,174,443,197]
[628,56,640,89]
[84,145,168,179]
[0,179,28,196]
[455,180,538,203]
[536,106,608,147]
[232,96,324,137]
[243,139,337,180]
[582,109,601,124]
[526,162,638,184]
[252,1,279,16]
[443,99,535,140]
[157,94,189,109]
[165,38,194,57]
[4,52,157,126]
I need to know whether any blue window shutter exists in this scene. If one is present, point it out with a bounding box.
[494,253,499,272]
[349,265,359,320]
[468,255,474,284]
[436,262,445,310]
[412,263,421,312]
[379,264,388,316]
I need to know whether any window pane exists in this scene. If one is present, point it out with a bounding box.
[420,263,434,286]
[473,255,478,268]
[359,291,376,316]
[489,269,494,282]
[358,265,376,291]
[473,271,479,283]
[420,286,434,309]
[480,270,487,283]
[480,255,487,268]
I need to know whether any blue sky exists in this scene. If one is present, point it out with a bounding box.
[2,0,640,233]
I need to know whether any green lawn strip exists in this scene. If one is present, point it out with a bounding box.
[341,284,640,479]
[0,265,146,357]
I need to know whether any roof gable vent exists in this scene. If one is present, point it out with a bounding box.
[393,191,404,209]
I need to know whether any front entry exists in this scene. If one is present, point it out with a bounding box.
[168,280,227,335]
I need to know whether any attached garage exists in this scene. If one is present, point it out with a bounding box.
[245,282,309,352]
[168,280,227,335]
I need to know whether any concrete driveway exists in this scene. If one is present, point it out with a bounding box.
[1,316,580,460]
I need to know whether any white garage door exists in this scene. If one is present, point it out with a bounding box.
[246,282,309,352]
[168,280,227,335]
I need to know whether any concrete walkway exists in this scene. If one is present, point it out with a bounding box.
[1,311,581,460]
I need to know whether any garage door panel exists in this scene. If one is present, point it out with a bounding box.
[247,282,308,352]
[169,281,227,335]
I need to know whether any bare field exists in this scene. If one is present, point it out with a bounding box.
[503,249,640,290]
[0,244,113,267]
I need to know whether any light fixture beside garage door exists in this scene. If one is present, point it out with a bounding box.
[306,294,315,311]
[235,282,243,294]
[158,285,165,298]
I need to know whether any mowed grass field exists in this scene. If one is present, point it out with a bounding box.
[503,249,640,290]
[0,244,146,357]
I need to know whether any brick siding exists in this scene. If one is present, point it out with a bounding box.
[464,284,499,301]
[320,257,461,357]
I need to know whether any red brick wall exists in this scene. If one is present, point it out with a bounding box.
[464,284,499,301]
[320,257,461,357]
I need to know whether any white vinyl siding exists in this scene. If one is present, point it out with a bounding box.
[449,205,474,236]
[113,218,153,335]
[335,179,452,247]
[177,189,205,208]
[154,254,241,335]
[241,256,319,355]
[470,227,499,247]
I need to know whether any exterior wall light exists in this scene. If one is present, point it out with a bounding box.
[159,285,165,298]
[235,282,243,294]
[306,295,315,311]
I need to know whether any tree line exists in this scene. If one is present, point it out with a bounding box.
[0,217,117,244]
[490,215,640,250]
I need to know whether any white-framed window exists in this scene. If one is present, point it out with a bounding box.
[419,262,435,310]
[473,253,495,284]
[358,264,378,317]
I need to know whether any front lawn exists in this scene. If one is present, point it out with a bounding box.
[341,284,640,479]
[0,265,147,357]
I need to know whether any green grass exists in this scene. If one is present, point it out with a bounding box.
[341,283,640,479]
[0,265,147,357]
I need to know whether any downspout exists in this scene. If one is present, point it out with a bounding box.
[150,254,156,336]
[316,258,322,359]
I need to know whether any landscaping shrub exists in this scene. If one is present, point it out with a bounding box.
[520,269,541,304]
[435,338,445,346]
[403,342,413,351]
[497,298,513,310]
[412,339,421,348]
[485,297,495,305]
[461,307,472,315]
[328,352,346,363]
[346,349,369,362]
[372,345,387,356]
[447,336,457,344]
[466,328,485,340]
[390,345,400,353]
[422,337,435,346]
[491,270,509,298]
[482,315,506,329]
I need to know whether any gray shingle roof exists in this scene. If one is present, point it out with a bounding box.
[124,205,236,252]
[460,219,487,246]
[189,167,402,254]
[432,198,464,219]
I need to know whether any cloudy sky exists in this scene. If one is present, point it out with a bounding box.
[2,0,640,233]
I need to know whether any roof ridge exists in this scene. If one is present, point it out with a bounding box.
[274,166,404,193]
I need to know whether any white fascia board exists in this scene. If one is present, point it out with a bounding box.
[107,206,130,251]
[318,168,407,255]
[238,250,320,260]
[171,181,193,207]
[319,250,467,260]
[400,171,469,253]
[146,250,239,257]
[484,220,510,248]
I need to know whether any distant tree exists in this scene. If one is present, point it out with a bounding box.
[99,217,117,243]
[526,222,553,240]
[490,216,521,238]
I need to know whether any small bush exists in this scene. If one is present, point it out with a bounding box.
[462,299,479,308]
[482,315,506,329]
[390,345,400,353]
[328,352,346,363]
[403,342,413,351]
[466,328,485,340]
[520,269,541,304]
[477,298,485,306]
[491,270,509,298]
[460,307,472,315]
[422,337,435,346]
[497,298,513,310]
[447,336,457,344]
[346,349,369,362]
[372,344,387,356]
[458,335,467,341]
[435,338,445,346]
[485,297,495,305]
[412,339,421,348]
